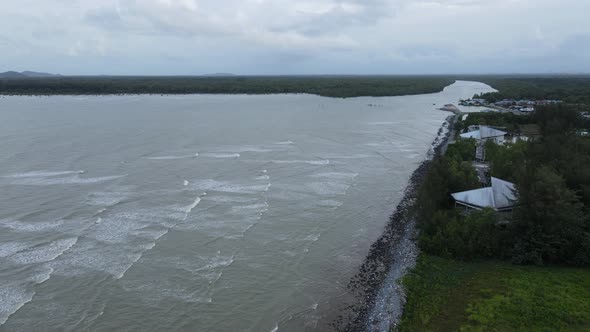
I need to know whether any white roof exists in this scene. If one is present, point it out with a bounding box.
[451,177,516,210]
[460,126,507,140]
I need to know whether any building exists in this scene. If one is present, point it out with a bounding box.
[460,126,507,145]
[451,177,517,212]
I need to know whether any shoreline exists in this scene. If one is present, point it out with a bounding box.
[334,113,458,331]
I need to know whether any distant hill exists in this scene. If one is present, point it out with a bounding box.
[0,71,59,78]
[0,71,27,78]
[202,73,236,77]
[21,71,59,77]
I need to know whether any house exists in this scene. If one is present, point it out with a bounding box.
[451,177,517,212]
[460,126,507,145]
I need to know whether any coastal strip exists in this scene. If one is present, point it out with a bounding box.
[334,113,458,332]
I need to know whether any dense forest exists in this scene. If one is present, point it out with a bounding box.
[466,75,590,104]
[0,76,455,98]
[415,105,590,265]
[3,75,590,101]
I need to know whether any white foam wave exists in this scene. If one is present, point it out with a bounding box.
[270,323,279,332]
[256,175,270,180]
[146,154,196,160]
[206,196,258,204]
[229,203,269,215]
[200,153,241,158]
[274,141,294,145]
[305,182,350,196]
[0,266,54,325]
[190,179,271,194]
[218,146,272,153]
[50,240,146,280]
[184,196,203,218]
[318,200,343,208]
[304,233,321,242]
[2,170,85,178]
[9,237,78,265]
[86,191,129,207]
[10,175,124,186]
[310,172,358,180]
[88,209,178,244]
[0,242,30,258]
[271,160,330,165]
[131,228,169,241]
[0,219,64,232]
[195,255,235,272]
[325,154,372,159]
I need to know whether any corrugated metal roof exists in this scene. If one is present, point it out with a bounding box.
[460,131,481,139]
[479,126,507,139]
[491,177,516,209]
[451,177,516,210]
[460,126,507,140]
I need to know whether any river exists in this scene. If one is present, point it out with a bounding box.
[0,81,494,331]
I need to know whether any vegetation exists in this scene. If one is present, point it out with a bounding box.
[397,255,590,332]
[415,105,590,265]
[465,75,590,105]
[0,76,455,98]
[4,75,590,102]
[455,111,533,135]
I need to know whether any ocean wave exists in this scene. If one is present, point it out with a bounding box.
[200,153,241,158]
[86,191,130,207]
[271,160,330,165]
[217,146,272,153]
[10,175,125,186]
[367,121,399,125]
[0,265,54,326]
[0,219,64,232]
[305,182,350,196]
[190,179,271,194]
[0,242,31,258]
[146,154,198,160]
[2,170,85,178]
[206,195,258,204]
[310,172,358,180]
[9,237,78,265]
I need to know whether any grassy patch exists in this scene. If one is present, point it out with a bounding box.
[397,255,590,332]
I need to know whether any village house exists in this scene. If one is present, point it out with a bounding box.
[451,177,517,212]
[460,126,507,145]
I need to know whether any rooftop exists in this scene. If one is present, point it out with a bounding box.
[451,177,516,211]
[460,126,507,140]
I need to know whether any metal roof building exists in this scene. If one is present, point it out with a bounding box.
[451,177,516,212]
[460,126,507,141]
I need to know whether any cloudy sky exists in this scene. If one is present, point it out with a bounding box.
[2,0,589,75]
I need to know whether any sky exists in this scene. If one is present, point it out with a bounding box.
[1,0,590,75]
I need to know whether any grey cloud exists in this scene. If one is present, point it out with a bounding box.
[0,0,589,75]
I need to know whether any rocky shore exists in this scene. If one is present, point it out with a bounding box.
[334,114,458,332]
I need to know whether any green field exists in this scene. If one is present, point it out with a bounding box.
[398,255,590,332]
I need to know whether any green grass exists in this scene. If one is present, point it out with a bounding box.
[397,255,590,332]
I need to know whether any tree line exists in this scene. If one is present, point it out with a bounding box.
[0,76,455,98]
[466,75,590,105]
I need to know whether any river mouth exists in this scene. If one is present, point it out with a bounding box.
[0,81,494,331]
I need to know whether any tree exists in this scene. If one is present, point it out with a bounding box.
[513,166,589,265]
